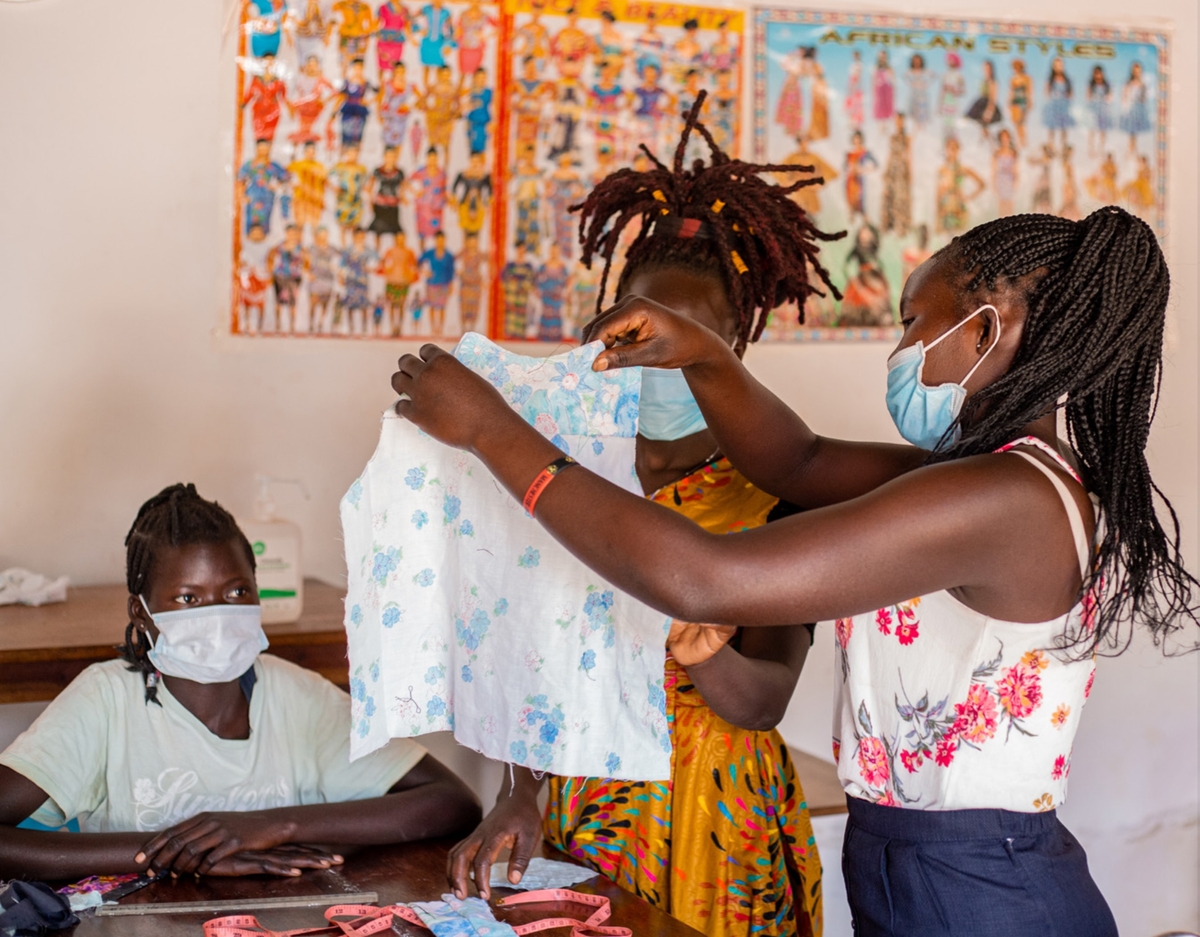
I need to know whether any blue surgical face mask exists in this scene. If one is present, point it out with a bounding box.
[885,304,1000,451]
[638,368,708,441]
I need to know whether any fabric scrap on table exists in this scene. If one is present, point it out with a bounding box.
[0,880,78,933]
[410,894,519,937]
[342,333,672,781]
[0,568,68,607]
[488,857,599,892]
[56,874,149,912]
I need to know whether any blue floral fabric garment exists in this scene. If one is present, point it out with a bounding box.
[341,334,672,780]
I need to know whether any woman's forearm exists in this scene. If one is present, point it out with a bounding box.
[496,765,545,807]
[683,647,798,732]
[469,413,723,621]
[0,828,150,879]
[271,777,482,848]
[683,348,824,502]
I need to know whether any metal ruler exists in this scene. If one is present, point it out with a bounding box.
[96,891,379,916]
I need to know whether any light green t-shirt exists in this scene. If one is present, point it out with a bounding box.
[0,654,426,833]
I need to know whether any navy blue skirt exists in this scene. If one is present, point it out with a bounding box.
[842,797,1118,937]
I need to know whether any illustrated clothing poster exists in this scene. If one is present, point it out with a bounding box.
[229,0,743,344]
[492,0,744,343]
[231,0,504,339]
[753,10,1169,341]
[341,334,675,780]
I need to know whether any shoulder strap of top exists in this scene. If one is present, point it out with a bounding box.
[1006,449,1091,579]
[994,435,1082,484]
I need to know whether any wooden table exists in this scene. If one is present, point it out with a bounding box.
[64,840,704,936]
[0,579,349,703]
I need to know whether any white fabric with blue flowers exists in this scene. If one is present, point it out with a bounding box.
[341,334,673,780]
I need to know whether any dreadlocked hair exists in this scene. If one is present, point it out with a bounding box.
[935,207,1197,657]
[574,90,844,352]
[120,483,256,704]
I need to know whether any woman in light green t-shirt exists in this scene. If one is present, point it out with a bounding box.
[0,483,481,880]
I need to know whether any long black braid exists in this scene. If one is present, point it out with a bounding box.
[574,91,844,351]
[935,207,1196,655]
[120,483,256,703]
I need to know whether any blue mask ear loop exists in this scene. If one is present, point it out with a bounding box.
[922,303,1002,391]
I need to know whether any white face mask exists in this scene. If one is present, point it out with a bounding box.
[140,596,268,684]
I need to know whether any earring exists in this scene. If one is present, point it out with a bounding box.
[130,622,152,658]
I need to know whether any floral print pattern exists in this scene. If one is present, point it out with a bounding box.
[340,335,671,778]
[835,591,1098,810]
[833,439,1102,812]
[875,599,921,644]
[454,333,640,439]
[372,547,401,585]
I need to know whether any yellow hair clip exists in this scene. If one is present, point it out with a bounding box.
[730,250,748,274]
[711,199,725,213]
[653,190,667,202]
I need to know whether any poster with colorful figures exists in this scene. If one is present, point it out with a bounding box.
[753,10,1169,341]
[229,0,742,343]
[492,0,744,343]
[231,0,503,339]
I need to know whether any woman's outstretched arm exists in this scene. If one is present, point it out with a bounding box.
[392,345,1083,628]
[580,296,924,508]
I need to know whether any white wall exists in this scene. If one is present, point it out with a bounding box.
[0,1,1195,935]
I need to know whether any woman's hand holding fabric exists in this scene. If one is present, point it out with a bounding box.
[392,344,521,452]
[582,295,732,373]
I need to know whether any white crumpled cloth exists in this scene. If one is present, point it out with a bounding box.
[0,568,69,607]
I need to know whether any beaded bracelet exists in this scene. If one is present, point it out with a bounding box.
[522,456,579,516]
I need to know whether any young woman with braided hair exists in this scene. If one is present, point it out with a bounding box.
[402,161,1194,931]
[0,483,479,880]
[448,97,840,937]
[399,77,1196,929]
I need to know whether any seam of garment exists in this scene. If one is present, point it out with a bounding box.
[1002,834,1062,937]
[912,845,951,933]
[879,837,895,934]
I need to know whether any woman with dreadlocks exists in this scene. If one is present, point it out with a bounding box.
[398,83,1195,931]
[447,96,840,937]
[0,484,479,880]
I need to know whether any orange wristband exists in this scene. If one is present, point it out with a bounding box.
[523,456,579,516]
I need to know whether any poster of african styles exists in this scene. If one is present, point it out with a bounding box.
[229,0,743,341]
[753,11,1169,341]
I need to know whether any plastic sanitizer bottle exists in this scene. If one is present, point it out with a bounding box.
[241,476,306,624]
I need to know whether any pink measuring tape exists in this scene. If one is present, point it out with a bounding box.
[201,889,631,937]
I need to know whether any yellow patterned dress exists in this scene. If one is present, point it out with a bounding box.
[545,458,823,937]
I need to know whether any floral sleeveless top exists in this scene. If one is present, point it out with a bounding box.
[832,438,1098,813]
